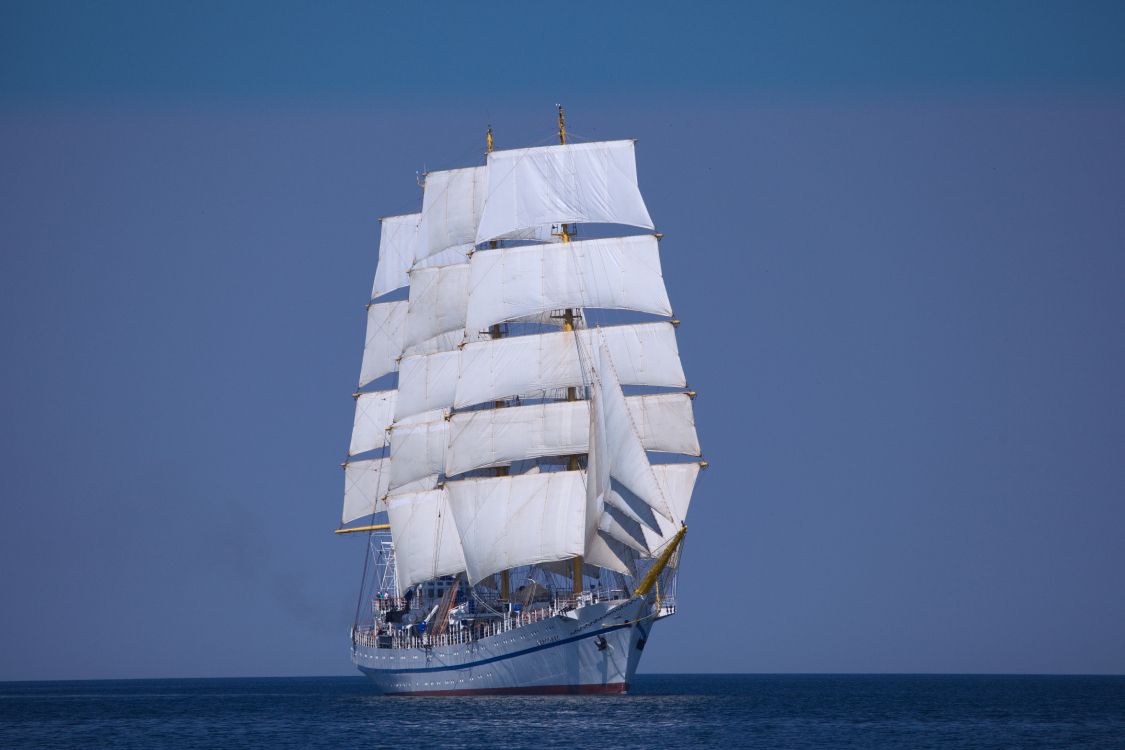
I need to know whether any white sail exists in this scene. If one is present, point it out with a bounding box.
[583,386,636,574]
[455,322,685,410]
[343,457,438,524]
[403,329,467,358]
[597,508,650,554]
[358,300,407,387]
[343,457,389,524]
[414,243,473,270]
[446,472,587,584]
[403,263,470,351]
[360,301,473,390]
[446,401,584,478]
[641,462,701,559]
[595,340,672,521]
[388,418,448,490]
[371,214,420,300]
[444,393,699,478]
[415,166,487,262]
[625,393,701,456]
[586,357,610,540]
[394,348,460,421]
[475,141,654,243]
[349,390,396,456]
[465,235,672,334]
[581,351,637,573]
[387,489,467,590]
[584,532,634,575]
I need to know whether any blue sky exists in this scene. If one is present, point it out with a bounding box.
[5,1,1125,102]
[1,2,1123,680]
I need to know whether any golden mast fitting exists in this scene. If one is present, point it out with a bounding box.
[335,523,390,535]
[634,525,687,596]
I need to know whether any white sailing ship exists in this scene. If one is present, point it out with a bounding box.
[339,109,706,695]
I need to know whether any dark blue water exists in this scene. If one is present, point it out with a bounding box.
[2,675,1122,749]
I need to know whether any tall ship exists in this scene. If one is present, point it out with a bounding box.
[338,109,706,695]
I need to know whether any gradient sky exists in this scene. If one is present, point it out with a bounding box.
[2,1,1123,680]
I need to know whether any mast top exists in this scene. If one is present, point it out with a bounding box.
[557,104,566,145]
[486,125,494,154]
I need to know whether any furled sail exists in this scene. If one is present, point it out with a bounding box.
[446,472,586,585]
[465,235,671,334]
[349,390,397,456]
[370,214,420,300]
[387,489,468,590]
[475,140,654,243]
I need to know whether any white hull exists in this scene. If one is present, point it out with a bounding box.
[353,597,658,695]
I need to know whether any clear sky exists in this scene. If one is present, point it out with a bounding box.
[1,1,1123,680]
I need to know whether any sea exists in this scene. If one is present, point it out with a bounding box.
[1,674,1122,749]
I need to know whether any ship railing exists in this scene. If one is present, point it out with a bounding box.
[359,598,592,651]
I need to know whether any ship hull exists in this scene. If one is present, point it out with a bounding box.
[353,597,656,695]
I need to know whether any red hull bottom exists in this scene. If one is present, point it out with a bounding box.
[388,682,628,697]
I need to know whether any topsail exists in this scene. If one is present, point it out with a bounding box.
[475,140,654,243]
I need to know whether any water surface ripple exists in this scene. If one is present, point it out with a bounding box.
[2,674,1122,749]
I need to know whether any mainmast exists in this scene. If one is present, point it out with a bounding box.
[487,124,512,604]
[556,104,584,594]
